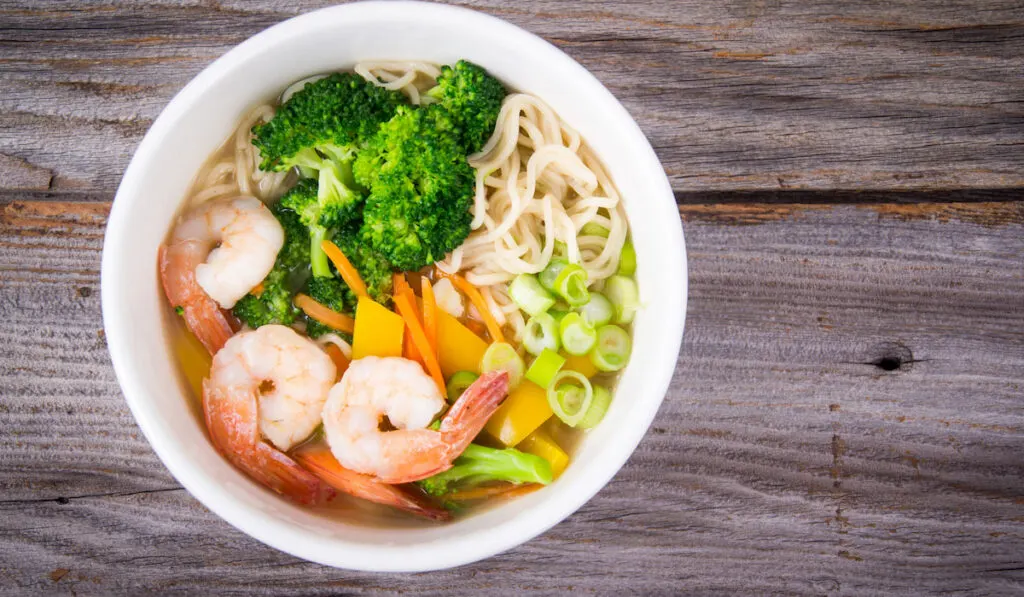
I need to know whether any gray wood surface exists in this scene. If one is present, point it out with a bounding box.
[1,1,1023,595]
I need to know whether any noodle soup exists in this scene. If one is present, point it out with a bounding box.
[160,60,638,521]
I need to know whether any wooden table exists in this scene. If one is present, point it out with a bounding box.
[2,1,1022,593]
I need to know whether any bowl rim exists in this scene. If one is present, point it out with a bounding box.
[101,0,687,571]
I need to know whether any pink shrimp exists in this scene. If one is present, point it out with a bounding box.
[159,195,283,355]
[204,325,336,505]
[322,357,510,484]
[293,445,451,521]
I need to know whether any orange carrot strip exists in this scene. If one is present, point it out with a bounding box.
[251,281,265,297]
[403,324,423,366]
[393,290,446,395]
[294,293,355,334]
[324,344,350,380]
[392,272,411,297]
[437,271,504,344]
[393,274,424,365]
[446,483,542,502]
[421,277,438,355]
[321,239,368,299]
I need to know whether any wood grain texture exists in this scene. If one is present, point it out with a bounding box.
[0,0,1022,193]
[2,197,1022,594]
[2,0,1024,594]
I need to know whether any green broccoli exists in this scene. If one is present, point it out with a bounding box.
[425,60,507,153]
[270,201,313,270]
[333,231,394,304]
[300,233,393,335]
[231,203,309,328]
[417,444,553,497]
[252,73,407,173]
[302,275,356,338]
[353,106,475,270]
[279,177,362,279]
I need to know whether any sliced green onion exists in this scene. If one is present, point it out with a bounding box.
[578,292,614,327]
[559,312,597,356]
[523,313,560,356]
[547,307,572,331]
[509,274,556,316]
[481,342,524,389]
[605,275,639,325]
[617,241,636,276]
[525,348,566,388]
[590,325,632,372]
[446,371,479,403]
[553,263,590,307]
[546,370,594,427]
[580,222,610,238]
[577,384,612,429]
[553,241,569,259]
[539,259,567,292]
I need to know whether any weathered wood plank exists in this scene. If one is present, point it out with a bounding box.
[2,197,1022,593]
[0,0,1022,193]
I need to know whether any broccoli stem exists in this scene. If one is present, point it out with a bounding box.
[418,443,553,497]
[310,225,331,278]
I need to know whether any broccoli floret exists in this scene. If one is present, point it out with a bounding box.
[280,177,362,279]
[417,444,553,497]
[231,203,308,328]
[302,275,356,338]
[333,232,394,304]
[252,73,407,173]
[425,60,507,153]
[353,106,475,270]
[270,201,312,269]
[232,269,295,329]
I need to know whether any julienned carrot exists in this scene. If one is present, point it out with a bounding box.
[446,483,542,502]
[421,277,438,353]
[393,275,424,365]
[294,293,355,334]
[321,239,368,299]
[393,289,446,395]
[436,270,505,343]
[251,281,265,297]
[392,272,411,297]
[324,343,350,380]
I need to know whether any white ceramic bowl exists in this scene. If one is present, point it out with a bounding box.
[102,1,686,571]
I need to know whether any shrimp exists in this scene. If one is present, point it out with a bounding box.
[293,445,451,521]
[159,195,283,355]
[204,325,336,504]
[322,357,510,484]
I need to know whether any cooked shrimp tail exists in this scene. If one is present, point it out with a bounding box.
[322,358,510,485]
[204,382,333,505]
[294,445,451,521]
[383,371,510,484]
[159,245,235,355]
[438,371,510,448]
[204,325,337,505]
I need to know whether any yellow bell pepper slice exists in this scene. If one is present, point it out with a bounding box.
[517,428,569,478]
[562,351,598,378]
[484,380,552,446]
[352,296,404,360]
[436,310,488,377]
[173,322,211,402]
